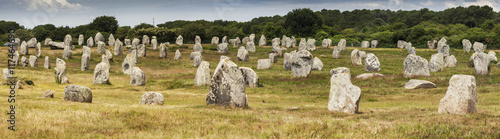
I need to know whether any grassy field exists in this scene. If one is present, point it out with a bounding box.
[0,43,499,138]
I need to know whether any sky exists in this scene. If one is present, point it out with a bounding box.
[1,0,499,29]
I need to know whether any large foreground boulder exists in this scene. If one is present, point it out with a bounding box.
[292,50,313,77]
[438,75,477,115]
[139,92,164,105]
[404,54,430,78]
[206,59,248,108]
[64,85,92,103]
[404,79,437,89]
[328,67,361,114]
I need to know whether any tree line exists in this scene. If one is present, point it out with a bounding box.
[1,5,500,49]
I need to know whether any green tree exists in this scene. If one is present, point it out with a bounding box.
[88,16,119,33]
[284,8,323,37]
[134,23,155,29]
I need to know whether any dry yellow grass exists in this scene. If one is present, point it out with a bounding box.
[0,44,499,138]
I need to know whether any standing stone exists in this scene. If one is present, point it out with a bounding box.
[114,39,123,56]
[292,50,313,77]
[444,55,457,68]
[193,54,203,67]
[159,43,168,58]
[329,67,361,114]
[55,58,69,84]
[332,47,341,59]
[21,56,28,67]
[364,53,380,72]
[269,53,277,63]
[1,69,10,80]
[64,85,92,103]
[351,49,362,66]
[358,51,367,59]
[12,51,19,66]
[130,67,146,86]
[106,50,113,62]
[108,34,115,46]
[438,75,477,115]
[283,51,295,70]
[404,54,431,78]
[142,35,150,45]
[298,38,307,51]
[291,36,297,47]
[473,42,485,53]
[193,43,203,53]
[29,55,37,67]
[42,89,54,98]
[125,39,131,47]
[139,92,164,105]
[176,35,183,46]
[87,37,94,47]
[408,47,416,55]
[361,41,369,48]
[306,38,316,51]
[174,49,181,60]
[429,53,444,72]
[404,79,437,89]
[195,61,211,86]
[63,34,73,49]
[78,35,84,45]
[488,51,497,62]
[44,56,50,69]
[249,34,255,42]
[83,46,91,57]
[206,58,248,108]
[122,54,136,74]
[97,41,106,54]
[62,44,72,59]
[95,32,104,44]
[239,67,259,88]
[20,41,28,55]
[246,42,256,52]
[44,38,53,45]
[397,40,406,49]
[338,39,346,51]
[437,37,450,57]
[285,37,292,48]
[237,46,249,62]
[137,44,146,57]
[150,37,157,50]
[322,39,330,47]
[312,57,323,71]
[371,40,378,48]
[81,52,90,71]
[259,35,266,46]
[272,38,280,46]
[211,37,219,44]
[190,52,201,60]
[35,42,41,57]
[27,38,37,48]
[217,43,228,54]
[462,39,472,52]
[132,38,140,49]
[281,35,287,46]
[195,35,201,44]
[473,52,490,75]
[257,59,271,69]
[93,62,110,84]
[222,36,228,44]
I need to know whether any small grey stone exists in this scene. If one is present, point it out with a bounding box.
[139,92,164,105]
[404,79,437,89]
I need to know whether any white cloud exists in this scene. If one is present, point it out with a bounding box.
[21,0,88,12]
[463,0,499,11]
[389,0,404,6]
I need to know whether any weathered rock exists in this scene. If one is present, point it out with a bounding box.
[330,67,350,78]
[257,59,271,69]
[174,49,181,60]
[195,61,211,86]
[114,39,123,56]
[328,67,361,114]
[93,62,110,85]
[338,39,346,51]
[292,50,313,77]
[44,38,53,45]
[283,52,294,71]
[122,54,136,74]
[55,58,69,84]
[132,38,140,49]
[139,92,164,105]
[332,47,341,59]
[176,35,183,46]
[130,67,145,86]
[237,46,249,62]
[105,50,113,62]
[473,52,490,75]
[194,35,201,44]
[404,54,430,78]
[306,38,316,51]
[20,56,28,67]
[108,34,115,46]
[63,34,73,49]
[364,53,380,72]
[312,57,323,71]
[62,44,72,60]
[97,41,106,54]
[246,42,256,52]
[193,55,203,67]
[217,43,228,54]
[95,32,105,44]
[428,40,436,49]
[35,42,41,57]
[125,39,131,47]
[64,85,92,103]
[206,59,248,108]
[361,41,369,48]
[444,55,457,68]
[354,73,384,80]
[27,38,37,48]
[397,40,405,49]
[211,37,219,44]
[78,35,84,45]
[298,38,307,51]
[291,36,297,47]
[220,36,227,44]
[141,35,150,45]
[371,40,378,48]
[473,42,485,53]
[358,51,367,59]
[20,41,28,55]
[151,37,157,50]
[137,44,146,57]
[249,34,255,42]
[437,37,450,57]
[488,51,497,62]
[239,67,259,88]
[322,39,331,47]
[12,51,19,66]
[408,47,416,55]
[351,49,362,66]
[2,69,11,80]
[81,53,90,71]
[272,38,280,46]
[87,37,94,47]
[404,79,437,89]
[190,52,201,60]
[269,53,277,63]
[29,55,37,67]
[159,43,168,58]
[42,89,54,98]
[193,43,203,52]
[438,75,477,115]
[462,39,472,52]
[44,56,50,69]
[259,35,266,46]
[429,53,444,72]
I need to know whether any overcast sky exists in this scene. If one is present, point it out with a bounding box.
[1,0,499,29]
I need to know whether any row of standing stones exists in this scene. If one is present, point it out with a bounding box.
[4,33,493,114]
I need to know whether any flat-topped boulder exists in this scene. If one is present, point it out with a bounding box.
[257,59,271,69]
[139,92,164,105]
[404,54,430,78]
[64,85,92,103]
[269,53,277,63]
[361,41,369,48]
[404,79,437,89]
[206,58,248,108]
[438,75,477,115]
